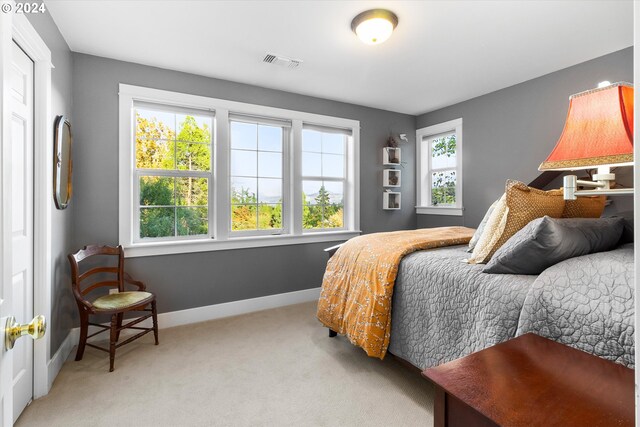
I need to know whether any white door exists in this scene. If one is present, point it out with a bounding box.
[9,41,34,423]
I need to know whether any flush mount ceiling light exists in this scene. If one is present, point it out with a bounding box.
[351,9,398,45]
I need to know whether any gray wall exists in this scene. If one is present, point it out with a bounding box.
[416,47,634,230]
[71,53,417,315]
[25,13,76,359]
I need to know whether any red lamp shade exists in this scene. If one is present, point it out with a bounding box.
[539,82,634,171]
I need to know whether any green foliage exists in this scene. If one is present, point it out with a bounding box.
[136,113,211,238]
[432,134,456,158]
[431,171,456,206]
[302,186,343,229]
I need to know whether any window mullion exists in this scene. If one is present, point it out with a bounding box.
[215,109,230,241]
[291,120,303,236]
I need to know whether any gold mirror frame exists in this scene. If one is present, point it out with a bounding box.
[53,115,73,210]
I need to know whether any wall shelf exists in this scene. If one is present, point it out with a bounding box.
[383,191,401,210]
[383,169,401,187]
[383,147,401,166]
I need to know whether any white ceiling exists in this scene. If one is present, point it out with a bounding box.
[45,0,633,115]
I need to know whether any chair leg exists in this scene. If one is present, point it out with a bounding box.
[152,300,159,345]
[75,312,89,361]
[109,314,117,372]
[115,312,124,341]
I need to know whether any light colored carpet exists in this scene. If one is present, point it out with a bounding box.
[17,302,434,427]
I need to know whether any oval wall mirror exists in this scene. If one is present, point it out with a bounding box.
[53,115,73,209]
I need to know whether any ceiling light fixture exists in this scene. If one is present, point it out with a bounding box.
[351,9,398,45]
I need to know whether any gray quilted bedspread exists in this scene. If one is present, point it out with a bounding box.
[516,243,635,368]
[388,245,536,369]
[387,244,635,370]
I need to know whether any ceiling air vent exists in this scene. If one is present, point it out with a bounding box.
[262,53,303,69]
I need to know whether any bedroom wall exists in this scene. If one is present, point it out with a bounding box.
[25,13,76,359]
[416,47,634,230]
[71,53,417,314]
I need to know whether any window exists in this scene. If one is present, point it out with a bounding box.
[301,125,350,231]
[230,115,289,235]
[416,118,463,215]
[134,103,213,241]
[119,85,360,257]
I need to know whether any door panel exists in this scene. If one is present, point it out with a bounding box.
[10,41,34,423]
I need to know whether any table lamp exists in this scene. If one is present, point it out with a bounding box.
[539,82,634,200]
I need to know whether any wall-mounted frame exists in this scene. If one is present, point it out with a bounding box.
[383,147,401,166]
[53,115,73,209]
[383,191,401,210]
[383,169,401,187]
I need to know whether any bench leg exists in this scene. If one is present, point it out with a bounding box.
[329,329,337,338]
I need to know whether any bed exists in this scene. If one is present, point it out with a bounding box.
[386,242,635,370]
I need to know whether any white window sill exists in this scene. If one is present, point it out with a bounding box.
[122,230,362,258]
[416,206,464,216]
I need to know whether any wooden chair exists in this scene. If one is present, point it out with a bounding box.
[68,245,159,372]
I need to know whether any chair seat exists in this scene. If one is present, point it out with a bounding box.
[93,291,153,311]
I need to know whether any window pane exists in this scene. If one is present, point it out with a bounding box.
[231,149,257,177]
[177,207,208,236]
[176,114,212,143]
[258,178,282,203]
[302,180,323,206]
[258,125,283,152]
[302,180,323,229]
[302,129,321,152]
[176,141,211,171]
[231,177,257,204]
[231,204,257,231]
[176,177,208,206]
[322,181,344,228]
[302,152,321,176]
[431,134,456,169]
[323,181,344,206]
[136,139,175,169]
[258,151,282,178]
[322,154,344,178]
[140,207,175,238]
[431,170,456,206]
[231,121,257,150]
[258,204,282,230]
[322,133,344,154]
[136,109,175,139]
[139,176,174,206]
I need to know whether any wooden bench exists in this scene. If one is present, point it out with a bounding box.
[422,333,634,427]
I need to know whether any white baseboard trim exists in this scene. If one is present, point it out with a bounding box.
[157,286,321,329]
[64,286,321,346]
[45,328,78,392]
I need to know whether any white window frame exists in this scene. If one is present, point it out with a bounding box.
[416,118,463,216]
[119,84,360,257]
[228,115,290,237]
[132,102,215,243]
[301,124,351,233]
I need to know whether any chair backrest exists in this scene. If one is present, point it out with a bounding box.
[68,245,125,305]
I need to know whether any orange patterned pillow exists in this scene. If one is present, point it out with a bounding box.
[562,196,606,218]
[468,180,565,264]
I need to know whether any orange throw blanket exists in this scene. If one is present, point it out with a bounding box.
[317,227,475,359]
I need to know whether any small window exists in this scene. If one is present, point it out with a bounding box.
[229,115,290,235]
[416,118,463,215]
[301,125,349,231]
[134,103,214,240]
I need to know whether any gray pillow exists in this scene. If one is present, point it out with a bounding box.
[483,216,624,275]
[468,198,499,253]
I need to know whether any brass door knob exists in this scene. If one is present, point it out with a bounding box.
[5,315,46,350]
